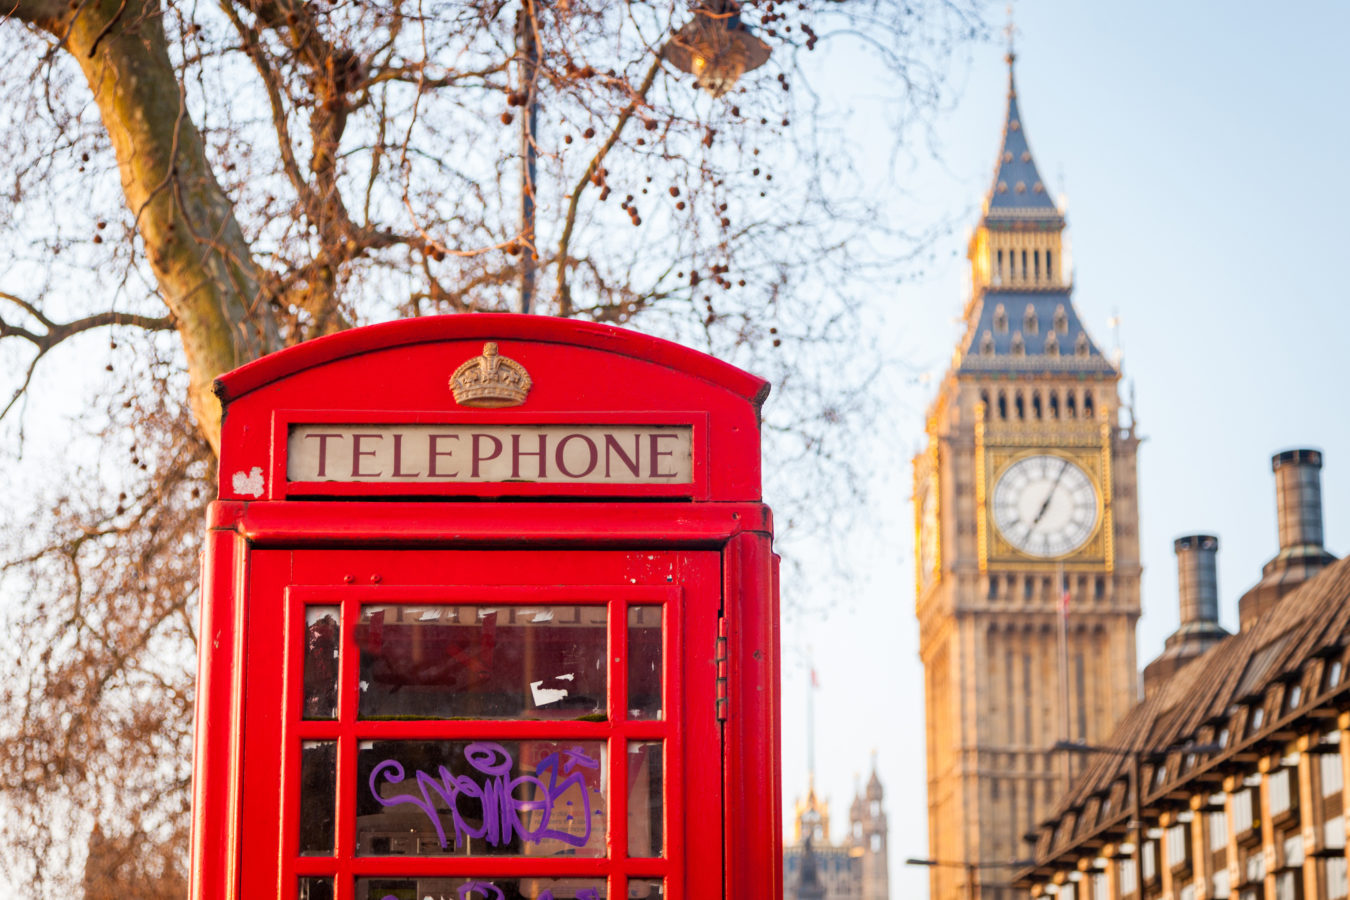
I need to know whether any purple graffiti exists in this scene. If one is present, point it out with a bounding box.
[382,888,601,900]
[368,742,600,852]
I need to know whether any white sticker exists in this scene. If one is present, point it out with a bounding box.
[530,680,570,706]
[231,466,265,497]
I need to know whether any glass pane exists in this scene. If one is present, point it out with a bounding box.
[299,741,337,855]
[356,878,606,900]
[357,740,606,857]
[357,605,606,720]
[627,606,662,720]
[299,877,334,900]
[625,880,664,899]
[627,742,663,858]
[303,606,340,719]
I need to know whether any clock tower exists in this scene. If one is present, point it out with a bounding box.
[913,56,1142,900]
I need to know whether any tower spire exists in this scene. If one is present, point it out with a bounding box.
[984,52,1057,218]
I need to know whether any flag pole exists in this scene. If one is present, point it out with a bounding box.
[807,662,817,793]
[1057,561,1071,789]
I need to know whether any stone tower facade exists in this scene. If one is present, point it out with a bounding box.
[848,767,889,900]
[912,56,1142,900]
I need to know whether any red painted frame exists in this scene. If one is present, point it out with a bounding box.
[191,316,781,900]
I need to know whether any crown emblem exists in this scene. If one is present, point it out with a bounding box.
[450,342,532,408]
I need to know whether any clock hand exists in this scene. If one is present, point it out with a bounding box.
[1030,460,1071,527]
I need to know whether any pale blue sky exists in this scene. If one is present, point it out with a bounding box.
[777,3,1350,895]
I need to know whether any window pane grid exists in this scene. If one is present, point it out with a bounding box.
[288,589,673,896]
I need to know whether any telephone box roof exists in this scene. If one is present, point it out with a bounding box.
[215,314,769,407]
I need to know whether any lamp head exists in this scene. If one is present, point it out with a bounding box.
[663,4,771,97]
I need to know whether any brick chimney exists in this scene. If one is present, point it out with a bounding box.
[1238,449,1337,629]
[1142,535,1229,696]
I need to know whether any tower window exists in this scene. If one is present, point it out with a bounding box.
[1032,392,1042,419]
[1053,303,1068,332]
[1047,251,1055,282]
[994,304,1009,333]
[1094,576,1105,599]
[981,331,995,356]
[980,390,991,420]
[1014,392,1025,419]
[1021,249,1028,279]
[1033,250,1041,282]
[1084,391,1095,419]
[1045,331,1059,356]
[1011,332,1025,356]
[1075,332,1090,356]
[997,249,1005,283]
[998,392,1008,420]
[1067,393,1077,418]
[1024,304,1038,335]
[1023,577,1033,600]
[1049,392,1060,417]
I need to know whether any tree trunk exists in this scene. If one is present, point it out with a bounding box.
[25,0,280,454]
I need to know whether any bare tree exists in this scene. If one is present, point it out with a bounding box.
[0,0,984,893]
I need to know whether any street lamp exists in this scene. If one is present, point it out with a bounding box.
[905,856,1037,900]
[662,1,771,98]
[1051,739,1223,898]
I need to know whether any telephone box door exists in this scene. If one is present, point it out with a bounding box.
[238,546,722,900]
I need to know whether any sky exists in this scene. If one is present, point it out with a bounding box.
[776,2,1350,896]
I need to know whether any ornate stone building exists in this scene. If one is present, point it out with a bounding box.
[913,55,1142,899]
[783,764,890,900]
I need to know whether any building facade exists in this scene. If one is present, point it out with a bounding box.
[1019,451,1346,900]
[914,55,1142,900]
[784,765,890,900]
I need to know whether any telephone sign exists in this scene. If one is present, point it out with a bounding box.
[189,316,782,900]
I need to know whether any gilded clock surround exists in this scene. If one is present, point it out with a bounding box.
[975,419,1115,571]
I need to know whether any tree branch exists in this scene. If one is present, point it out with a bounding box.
[555,54,662,317]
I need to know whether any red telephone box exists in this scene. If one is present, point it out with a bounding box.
[190,315,781,900]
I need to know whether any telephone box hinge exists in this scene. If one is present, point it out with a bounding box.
[715,614,729,722]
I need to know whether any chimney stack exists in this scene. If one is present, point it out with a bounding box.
[1142,534,1230,697]
[1273,448,1326,552]
[1175,534,1220,628]
[1239,449,1337,630]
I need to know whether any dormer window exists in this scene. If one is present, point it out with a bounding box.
[1075,333,1090,356]
[994,304,1009,333]
[1004,151,1013,162]
[1015,181,1026,193]
[1045,331,1059,356]
[1034,181,1045,193]
[1021,151,1031,162]
[981,330,995,355]
[998,180,1008,193]
[1010,332,1025,355]
[1024,304,1038,335]
[1053,304,1068,332]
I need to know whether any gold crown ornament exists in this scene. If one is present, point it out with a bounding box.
[450,342,532,407]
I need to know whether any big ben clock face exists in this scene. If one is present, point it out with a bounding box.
[992,454,1099,558]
